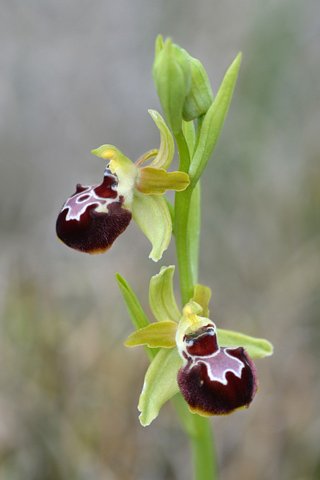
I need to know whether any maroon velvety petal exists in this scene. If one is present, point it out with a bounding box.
[178,347,257,416]
[56,199,132,254]
[56,169,132,254]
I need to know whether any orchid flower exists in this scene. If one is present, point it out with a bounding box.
[119,266,272,426]
[56,110,189,261]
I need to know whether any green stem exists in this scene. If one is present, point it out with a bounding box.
[188,180,201,286]
[171,394,218,480]
[174,129,194,305]
[174,188,194,305]
[173,126,218,480]
[191,415,217,480]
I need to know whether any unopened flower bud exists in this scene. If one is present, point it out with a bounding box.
[182,51,213,121]
[152,38,191,135]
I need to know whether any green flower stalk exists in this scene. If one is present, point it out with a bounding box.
[56,34,273,480]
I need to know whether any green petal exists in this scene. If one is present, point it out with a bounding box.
[116,273,157,362]
[149,265,181,323]
[148,110,175,170]
[125,320,178,348]
[138,347,182,426]
[189,53,242,187]
[132,190,172,262]
[217,328,274,359]
[137,167,190,194]
[191,284,211,318]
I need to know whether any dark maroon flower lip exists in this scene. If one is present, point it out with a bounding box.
[56,169,132,254]
[177,321,258,416]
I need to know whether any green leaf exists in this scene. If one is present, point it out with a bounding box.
[191,284,211,318]
[148,110,175,170]
[125,320,178,348]
[132,190,172,262]
[138,347,182,426]
[217,328,273,359]
[116,274,150,330]
[116,274,156,361]
[189,53,242,187]
[137,167,190,195]
[149,265,181,322]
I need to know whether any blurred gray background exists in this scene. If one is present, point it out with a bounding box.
[1,0,320,479]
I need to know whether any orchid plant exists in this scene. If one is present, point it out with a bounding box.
[56,35,273,480]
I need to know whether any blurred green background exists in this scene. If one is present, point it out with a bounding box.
[1,0,319,479]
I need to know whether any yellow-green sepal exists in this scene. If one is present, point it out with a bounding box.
[149,265,181,323]
[217,329,274,359]
[132,190,172,262]
[138,346,182,426]
[137,167,190,194]
[124,320,178,348]
[147,110,175,170]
